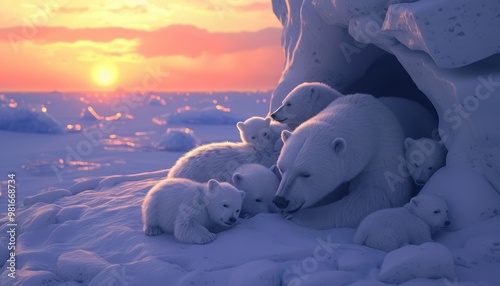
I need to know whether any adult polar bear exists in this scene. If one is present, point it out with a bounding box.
[271,82,437,140]
[273,93,413,229]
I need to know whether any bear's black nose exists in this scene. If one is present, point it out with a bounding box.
[229,217,237,224]
[444,220,451,226]
[273,196,289,209]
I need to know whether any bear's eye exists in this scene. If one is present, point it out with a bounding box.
[236,209,240,213]
[255,198,262,203]
[300,173,311,178]
[251,136,256,140]
[414,163,419,167]
[434,210,441,214]
[223,204,229,208]
[286,103,291,107]
[428,167,433,170]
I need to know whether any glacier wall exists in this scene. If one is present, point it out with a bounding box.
[270,0,500,228]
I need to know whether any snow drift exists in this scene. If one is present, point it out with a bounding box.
[0,105,65,134]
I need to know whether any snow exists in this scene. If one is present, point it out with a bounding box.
[463,234,500,263]
[1,0,500,285]
[420,167,500,230]
[379,242,455,284]
[382,1,500,68]
[148,95,167,106]
[23,189,72,207]
[0,91,498,285]
[157,128,200,152]
[272,0,500,197]
[56,250,111,284]
[0,104,65,134]
[80,107,102,121]
[159,105,243,125]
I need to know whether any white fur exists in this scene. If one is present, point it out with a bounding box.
[168,141,279,183]
[404,137,447,186]
[270,83,438,139]
[232,164,281,216]
[275,93,412,229]
[354,194,450,252]
[270,82,343,130]
[237,116,290,152]
[237,117,272,145]
[142,178,245,244]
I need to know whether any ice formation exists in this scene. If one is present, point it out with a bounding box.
[0,105,65,134]
[379,242,455,284]
[270,0,500,229]
[157,127,200,152]
[162,105,242,125]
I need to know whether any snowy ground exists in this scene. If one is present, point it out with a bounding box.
[0,92,499,285]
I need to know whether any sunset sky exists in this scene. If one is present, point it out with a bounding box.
[0,0,283,92]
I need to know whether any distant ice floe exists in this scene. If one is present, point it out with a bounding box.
[0,104,65,134]
[80,106,133,122]
[154,105,242,125]
[157,128,200,152]
[80,106,102,121]
[148,95,167,106]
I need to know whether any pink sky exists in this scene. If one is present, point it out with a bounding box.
[0,0,283,92]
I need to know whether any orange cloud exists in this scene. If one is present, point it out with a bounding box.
[57,5,149,14]
[236,2,272,11]
[0,25,281,58]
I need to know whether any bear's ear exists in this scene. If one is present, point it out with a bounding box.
[264,117,272,127]
[207,179,220,192]
[232,173,243,188]
[270,165,282,181]
[236,121,245,132]
[309,87,318,101]
[404,138,415,150]
[331,138,346,154]
[239,190,246,199]
[410,196,419,207]
[281,130,292,143]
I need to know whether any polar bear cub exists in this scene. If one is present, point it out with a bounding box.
[404,137,447,186]
[270,82,343,130]
[168,140,279,183]
[232,164,281,216]
[354,194,450,252]
[271,82,437,140]
[237,116,289,152]
[142,178,245,244]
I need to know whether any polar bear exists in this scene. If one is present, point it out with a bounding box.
[237,116,290,152]
[142,178,245,244]
[273,93,413,229]
[168,140,279,183]
[354,194,450,252]
[404,137,447,186]
[237,117,272,146]
[270,82,437,139]
[232,164,281,216]
[270,82,343,130]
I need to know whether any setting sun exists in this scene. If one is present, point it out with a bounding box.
[92,64,118,87]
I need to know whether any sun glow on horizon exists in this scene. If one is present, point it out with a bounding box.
[92,64,118,87]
